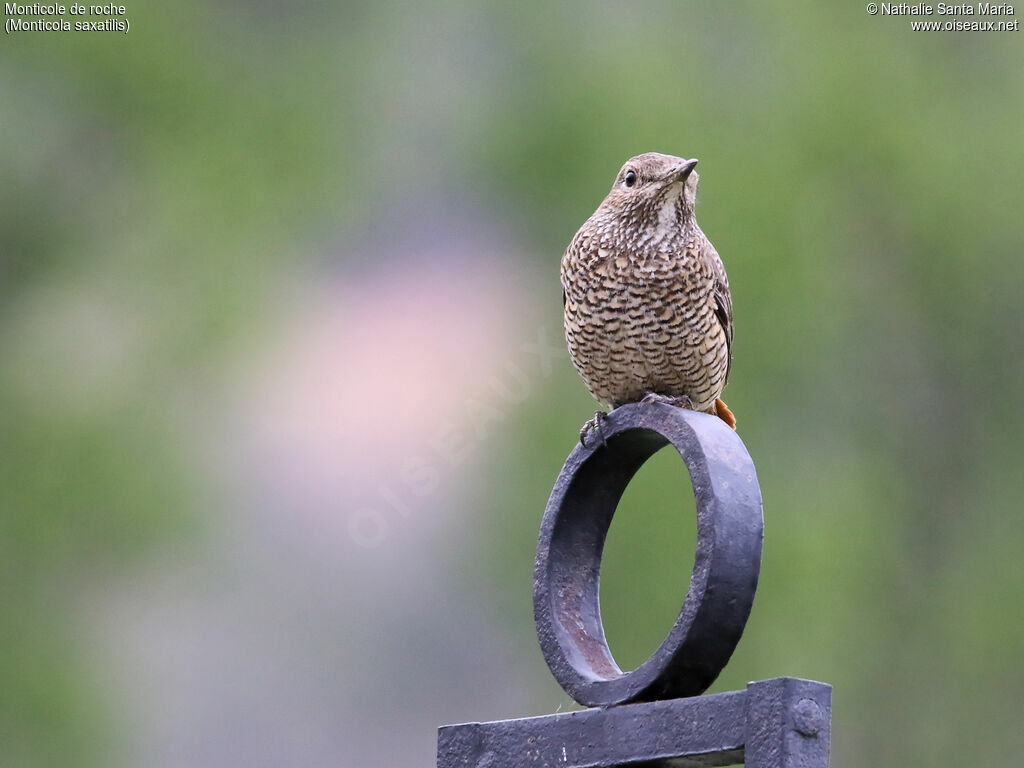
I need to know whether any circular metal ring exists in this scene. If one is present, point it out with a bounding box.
[533,402,763,707]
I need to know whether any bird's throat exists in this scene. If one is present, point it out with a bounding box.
[652,184,685,244]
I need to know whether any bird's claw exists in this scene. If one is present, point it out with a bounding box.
[579,410,608,447]
[641,392,695,410]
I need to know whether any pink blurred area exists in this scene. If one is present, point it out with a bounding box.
[247,252,536,547]
[93,228,561,766]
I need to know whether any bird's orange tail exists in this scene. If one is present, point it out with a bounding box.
[714,398,736,430]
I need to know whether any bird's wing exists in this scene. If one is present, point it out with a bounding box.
[714,282,733,384]
[704,243,734,384]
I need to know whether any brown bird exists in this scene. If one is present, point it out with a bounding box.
[561,152,735,444]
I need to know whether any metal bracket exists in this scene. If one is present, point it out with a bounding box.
[436,403,832,767]
[438,676,831,768]
[534,402,763,706]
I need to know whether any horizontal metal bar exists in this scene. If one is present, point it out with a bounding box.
[437,678,831,768]
[439,690,745,768]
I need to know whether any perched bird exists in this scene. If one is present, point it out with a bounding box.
[561,152,735,443]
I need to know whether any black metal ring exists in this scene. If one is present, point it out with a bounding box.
[533,402,763,707]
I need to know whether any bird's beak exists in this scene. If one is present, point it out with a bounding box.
[673,158,698,182]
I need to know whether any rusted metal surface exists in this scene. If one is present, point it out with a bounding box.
[534,402,764,706]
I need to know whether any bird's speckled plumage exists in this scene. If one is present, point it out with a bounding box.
[562,152,734,423]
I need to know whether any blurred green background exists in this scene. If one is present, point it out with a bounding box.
[2,2,1023,766]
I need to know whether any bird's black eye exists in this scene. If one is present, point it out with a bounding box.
[624,170,637,187]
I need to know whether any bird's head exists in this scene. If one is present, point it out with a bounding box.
[597,152,700,235]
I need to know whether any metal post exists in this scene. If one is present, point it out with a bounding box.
[437,402,832,767]
[746,678,832,768]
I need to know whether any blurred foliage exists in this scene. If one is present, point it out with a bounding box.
[2,1,1023,766]
[1,2,345,764]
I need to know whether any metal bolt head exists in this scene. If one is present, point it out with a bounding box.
[793,697,824,737]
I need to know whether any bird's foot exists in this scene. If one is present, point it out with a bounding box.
[640,392,695,410]
[579,410,608,447]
